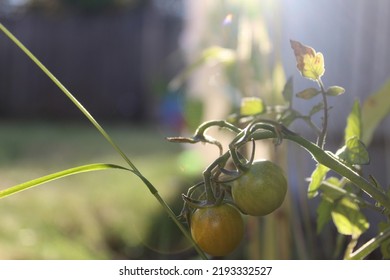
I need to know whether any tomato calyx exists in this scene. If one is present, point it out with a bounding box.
[181,188,225,209]
[179,183,226,219]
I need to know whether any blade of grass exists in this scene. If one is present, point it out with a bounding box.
[0,23,138,174]
[0,163,130,199]
[0,23,207,259]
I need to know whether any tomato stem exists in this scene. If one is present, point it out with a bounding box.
[345,226,390,259]
[317,78,328,148]
[195,120,242,135]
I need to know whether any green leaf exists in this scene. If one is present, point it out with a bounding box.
[0,163,130,199]
[290,40,325,81]
[337,136,370,165]
[331,197,369,237]
[279,109,300,127]
[202,46,236,64]
[309,102,325,116]
[320,177,346,201]
[316,198,333,233]
[308,164,330,198]
[282,77,294,104]
[296,88,320,100]
[378,222,390,259]
[362,78,390,145]
[240,97,265,116]
[369,175,382,189]
[337,100,369,165]
[169,46,236,90]
[326,86,345,96]
[345,100,362,141]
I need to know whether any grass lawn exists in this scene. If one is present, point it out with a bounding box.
[0,121,202,259]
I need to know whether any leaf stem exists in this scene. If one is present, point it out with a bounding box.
[289,133,390,210]
[318,181,381,213]
[251,130,390,211]
[317,78,328,148]
[345,226,390,260]
[343,237,358,259]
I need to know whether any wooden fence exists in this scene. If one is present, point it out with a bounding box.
[0,4,183,120]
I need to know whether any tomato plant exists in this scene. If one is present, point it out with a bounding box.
[231,160,287,216]
[1,20,389,260]
[190,203,244,257]
[168,40,390,259]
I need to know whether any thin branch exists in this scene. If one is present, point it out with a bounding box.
[317,78,328,148]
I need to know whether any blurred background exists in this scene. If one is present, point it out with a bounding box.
[0,0,389,259]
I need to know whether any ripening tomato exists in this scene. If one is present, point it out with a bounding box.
[231,160,287,216]
[190,203,244,257]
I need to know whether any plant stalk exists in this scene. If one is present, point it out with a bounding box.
[251,130,390,211]
[317,78,328,148]
[345,226,390,260]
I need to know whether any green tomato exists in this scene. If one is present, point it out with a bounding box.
[231,160,287,216]
[190,203,244,257]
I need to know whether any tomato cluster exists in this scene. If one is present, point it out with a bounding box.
[186,159,287,257]
[170,120,289,257]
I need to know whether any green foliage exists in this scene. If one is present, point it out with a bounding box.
[296,88,320,100]
[309,102,325,116]
[361,78,390,145]
[337,137,369,165]
[337,100,369,165]
[316,178,370,238]
[169,46,236,91]
[331,197,369,237]
[308,164,329,198]
[288,40,389,258]
[345,100,362,141]
[1,19,390,260]
[240,97,265,116]
[282,77,294,105]
[316,198,333,233]
[326,86,345,97]
[378,222,390,259]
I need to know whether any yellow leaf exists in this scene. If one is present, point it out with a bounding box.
[290,40,325,81]
[240,97,265,116]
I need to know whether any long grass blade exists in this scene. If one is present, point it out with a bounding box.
[0,163,130,199]
[0,22,138,173]
[0,23,207,259]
